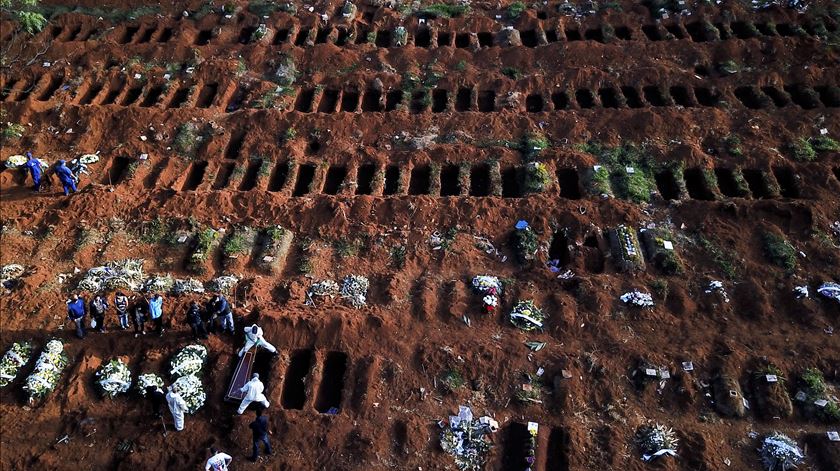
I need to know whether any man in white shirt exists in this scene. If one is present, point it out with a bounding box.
[237,373,270,414]
[238,324,277,357]
[165,385,187,431]
[205,447,232,471]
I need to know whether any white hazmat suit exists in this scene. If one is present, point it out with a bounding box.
[166,388,187,431]
[237,374,270,414]
[238,324,277,357]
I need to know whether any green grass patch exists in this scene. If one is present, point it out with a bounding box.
[696,235,738,279]
[578,142,656,203]
[786,138,816,162]
[810,135,840,152]
[507,1,526,18]
[762,232,797,272]
[222,232,247,256]
[418,3,469,18]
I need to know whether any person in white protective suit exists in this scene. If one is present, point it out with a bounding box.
[237,373,270,414]
[238,324,277,357]
[166,384,188,431]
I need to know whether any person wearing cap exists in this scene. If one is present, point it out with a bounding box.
[23,152,42,192]
[66,294,87,338]
[238,324,277,357]
[166,384,188,431]
[237,373,269,414]
[53,159,77,196]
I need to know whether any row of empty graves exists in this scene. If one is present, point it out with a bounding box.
[3,73,840,113]
[142,155,820,201]
[253,349,351,413]
[39,15,838,48]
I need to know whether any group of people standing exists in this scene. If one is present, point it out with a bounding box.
[66,292,235,339]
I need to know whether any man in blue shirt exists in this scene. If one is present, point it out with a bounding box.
[53,160,77,196]
[147,293,164,336]
[248,407,272,462]
[66,294,87,338]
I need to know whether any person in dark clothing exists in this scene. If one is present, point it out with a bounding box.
[146,386,167,417]
[132,300,147,338]
[114,292,130,330]
[186,301,207,340]
[210,294,235,334]
[89,294,108,332]
[66,294,87,338]
[248,407,272,462]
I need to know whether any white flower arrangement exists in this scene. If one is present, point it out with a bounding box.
[78,259,145,292]
[340,275,369,308]
[172,374,206,414]
[207,275,238,294]
[169,344,207,378]
[0,341,33,387]
[635,424,678,461]
[509,300,546,331]
[95,359,132,398]
[23,339,68,403]
[759,432,804,471]
[620,290,654,307]
[143,275,175,293]
[471,276,502,295]
[173,278,205,295]
[135,373,165,396]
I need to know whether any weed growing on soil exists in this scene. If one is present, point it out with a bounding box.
[501,67,522,80]
[717,60,740,75]
[507,1,526,18]
[514,373,543,403]
[523,162,551,194]
[786,138,816,161]
[801,368,826,395]
[418,3,469,18]
[454,60,467,71]
[191,228,218,265]
[2,0,47,33]
[439,369,465,392]
[1,122,25,141]
[222,232,247,256]
[282,128,297,143]
[390,245,406,269]
[522,132,549,159]
[173,123,202,159]
[762,232,797,272]
[648,279,669,301]
[724,134,743,157]
[334,238,359,259]
[439,228,458,251]
[578,142,656,203]
[138,218,175,244]
[512,225,539,263]
[754,364,785,384]
[696,235,738,278]
[810,135,840,152]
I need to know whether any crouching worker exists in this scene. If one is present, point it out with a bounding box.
[186,301,207,340]
[205,447,232,471]
[238,324,277,357]
[166,384,188,431]
[237,373,269,414]
[53,160,77,196]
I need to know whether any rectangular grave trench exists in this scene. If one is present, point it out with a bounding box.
[546,427,571,471]
[238,26,257,44]
[670,86,694,107]
[455,33,470,48]
[294,28,310,46]
[642,25,663,40]
[456,88,472,111]
[273,29,289,44]
[385,90,403,111]
[742,169,772,198]
[182,161,208,191]
[437,31,452,47]
[415,28,431,47]
[362,89,382,112]
[0,79,18,101]
[225,132,245,159]
[683,168,715,200]
[731,21,758,38]
[102,156,132,185]
[477,31,493,47]
[502,167,521,197]
[761,87,790,107]
[292,164,316,196]
[584,27,604,42]
[140,85,164,107]
[469,164,490,196]
[318,89,339,113]
[410,91,428,113]
[655,169,681,200]
[195,29,212,45]
[784,85,820,109]
[432,89,447,112]
[137,26,156,43]
[375,30,391,47]
[565,28,581,41]
[315,351,348,413]
[409,166,431,195]
[772,167,799,198]
[665,24,686,39]
[341,89,359,112]
[714,168,747,197]
[557,168,582,199]
[323,166,347,195]
[195,83,218,108]
[281,349,313,409]
[383,165,400,195]
[76,81,103,104]
[552,91,569,110]
[295,88,315,112]
[614,26,632,40]
[37,75,63,101]
[156,27,173,42]
[575,89,596,108]
[267,162,289,192]
[621,87,644,108]
[120,85,144,106]
[120,25,139,44]
[100,79,125,105]
[526,94,544,112]
[735,86,769,109]
[239,159,263,191]
[502,422,531,470]
[225,86,247,112]
[478,91,494,112]
[356,164,376,195]
[168,86,191,108]
[815,86,840,107]
[144,158,169,188]
[213,162,236,189]
[598,88,621,108]
[833,167,840,183]
[545,29,559,42]
[694,87,719,106]
[549,231,572,265]
[440,164,460,196]
[643,86,670,106]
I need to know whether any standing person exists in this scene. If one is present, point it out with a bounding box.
[132,299,147,338]
[66,294,87,339]
[147,293,164,336]
[248,407,272,462]
[238,324,277,357]
[146,385,166,417]
[165,385,187,431]
[53,160,77,196]
[114,291,130,330]
[89,294,108,333]
[23,152,42,192]
[186,300,207,340]
[205,447,232,471]
[68,157,89,184]
[201,297,216,335]
[211,293,235,334]
[237,373,269,415]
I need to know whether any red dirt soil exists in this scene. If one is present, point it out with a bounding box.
[1,1,839,470]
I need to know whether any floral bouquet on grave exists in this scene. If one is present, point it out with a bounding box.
[23,339,68,403]
[169,344,207,378]
[509,300,546,331]
[135,373,165,396]
[95,359,132,398]
[172,374,206,414]
[0,341,33,387]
